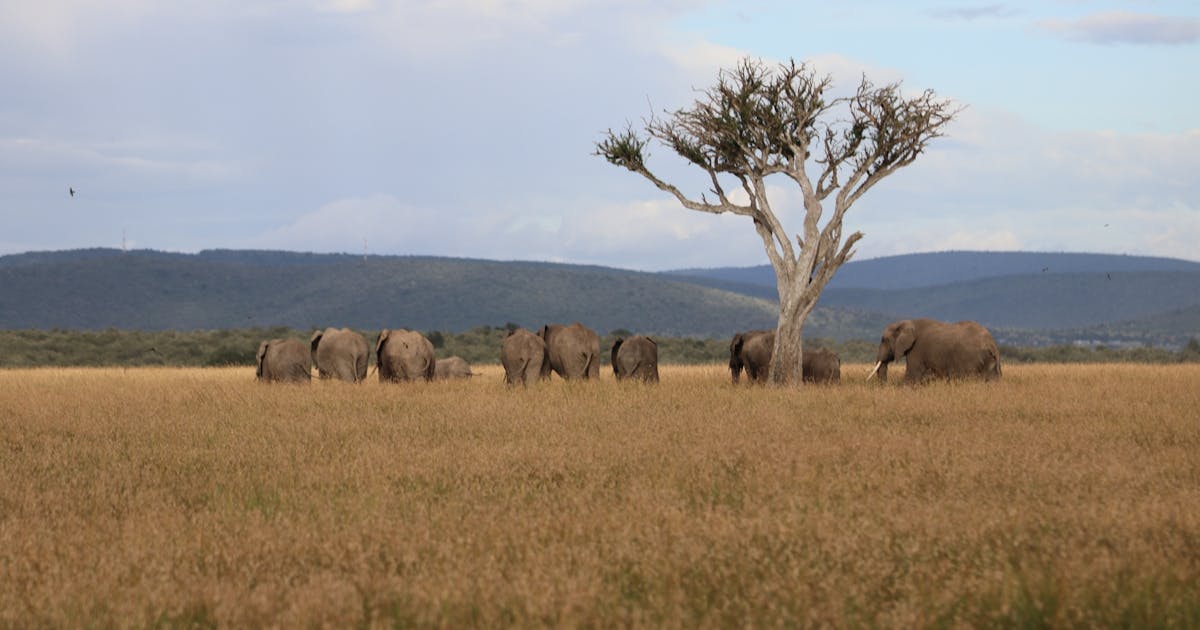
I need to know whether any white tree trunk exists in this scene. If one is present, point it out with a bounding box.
[769,283,816,386]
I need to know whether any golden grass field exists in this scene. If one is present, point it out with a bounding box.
[1,363,1197,627]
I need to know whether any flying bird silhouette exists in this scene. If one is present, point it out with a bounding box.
[69,187,75,197]
[1041,267,1049,272]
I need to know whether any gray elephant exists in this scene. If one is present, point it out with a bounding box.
[611,335,659,383]
[310,327,369,383]
[539,323,600,380]
[803,348,841,384]
[256,338,311,383]
[868,318,1002,384]
[729,330,841,384]
[434,356,474,380]
[501,328,549,386]
[729,329,773,384]
[375,329,435,382]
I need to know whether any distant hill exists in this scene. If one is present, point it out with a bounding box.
[670,251,1200,290]
[0,249,781,337]
[818,272,1200,330]
[665,251,1200,346]
[2,249,1197,346]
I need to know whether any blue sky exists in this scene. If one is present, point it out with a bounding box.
[1,0,1197,269]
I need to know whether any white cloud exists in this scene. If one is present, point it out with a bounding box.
[931,4,1019,21]
[248,192,769,270]
[803,53,907,91]
[846,107,1200,262]
[932,229,1022,252]
[0,136,243,191]
[1037,11,1200,45]
[2,1,1198,269]
[559,197,759,269]
[314,0,377,13]
[246,194,473,255]
[658,37,748,82]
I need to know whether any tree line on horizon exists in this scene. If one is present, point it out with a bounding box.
[1,327,1197,369]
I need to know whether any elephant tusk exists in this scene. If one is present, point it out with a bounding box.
[866,361,882,381]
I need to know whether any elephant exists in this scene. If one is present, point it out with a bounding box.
[611,335,659,383]
[256,338,311,383]
[729,329,841,384]
[375,329,435,382]
[310,327,369,383]
[501,328,549,386]
[868,318,1002,384]
[804,348,841,384]
[434,356,474,380]
[538,323,600,380]
[729,329,773,384]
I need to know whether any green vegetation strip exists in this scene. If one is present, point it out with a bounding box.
[2,327,1198,368]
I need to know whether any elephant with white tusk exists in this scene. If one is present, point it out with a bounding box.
[868,318,1002,384]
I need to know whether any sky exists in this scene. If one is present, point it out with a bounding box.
[1,0,1197,270]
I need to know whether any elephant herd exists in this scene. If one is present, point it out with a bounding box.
[257,318,1002,386]
[729,318,1002,385]
[499,323,661,385]
[256,327,474,384]
[256,323,662,386]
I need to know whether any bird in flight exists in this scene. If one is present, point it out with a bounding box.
[69,187,75,197]
[1041,267,1049,272]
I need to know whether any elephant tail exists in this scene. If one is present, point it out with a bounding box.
[632,359,653,381]
[583,350,597,379]
[516,356,532,383]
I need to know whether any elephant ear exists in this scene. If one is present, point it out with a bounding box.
[729,333,746,369]
[646,337,657,347]
[256,341,269,378]
[374,330,389,364]
[894,321,917,358]
[310,330,323,361]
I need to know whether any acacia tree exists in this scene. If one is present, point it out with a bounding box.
[596,58,959,385]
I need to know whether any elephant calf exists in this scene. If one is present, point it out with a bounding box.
[501,328,549,387]
[803,348,841,384]
[611,335,659,383]
[256,338,311,383]
[434,356,474,380]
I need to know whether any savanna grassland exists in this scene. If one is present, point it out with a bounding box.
[1,364,1197,627]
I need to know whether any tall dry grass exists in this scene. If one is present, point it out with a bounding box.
[1,364,1197,627]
